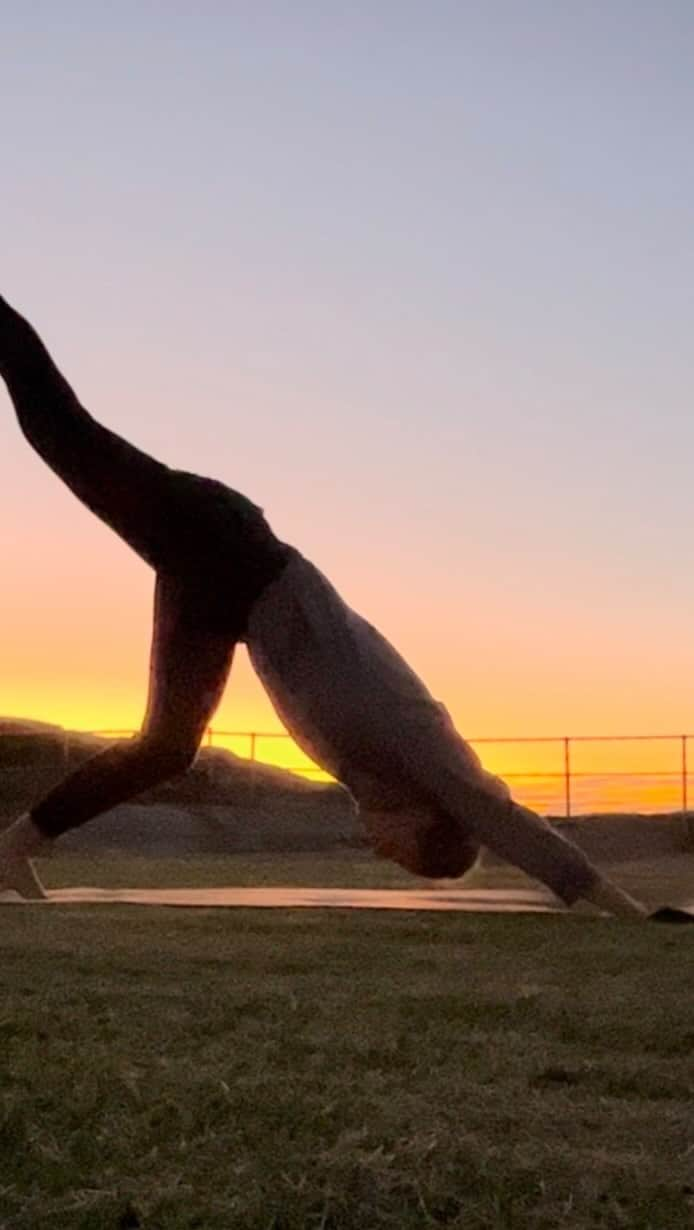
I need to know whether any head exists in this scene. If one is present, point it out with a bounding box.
[362,804,480,880]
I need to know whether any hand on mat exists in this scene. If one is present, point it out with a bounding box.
[649,906,694,924]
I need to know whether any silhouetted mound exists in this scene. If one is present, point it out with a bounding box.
[0,717,343,807]
[552,813,691,863]
[2,717,694,862]
[0,717,355,853]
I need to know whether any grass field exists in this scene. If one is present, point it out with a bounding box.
[1,854,693,1229]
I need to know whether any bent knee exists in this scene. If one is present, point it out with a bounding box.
[137,733,199,778]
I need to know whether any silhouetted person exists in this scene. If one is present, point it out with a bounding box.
[0,294,646,917]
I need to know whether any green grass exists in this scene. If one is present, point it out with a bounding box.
[1,891,693,1228]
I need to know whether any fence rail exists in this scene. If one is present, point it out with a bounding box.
[78,728,694,819]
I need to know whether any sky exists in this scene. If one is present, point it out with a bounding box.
[2,2,694,768]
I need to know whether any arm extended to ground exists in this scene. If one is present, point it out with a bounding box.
[470,797,647,917]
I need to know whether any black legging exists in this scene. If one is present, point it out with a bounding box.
[0,297,290,838]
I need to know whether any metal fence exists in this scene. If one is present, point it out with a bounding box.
[85,728,694,818]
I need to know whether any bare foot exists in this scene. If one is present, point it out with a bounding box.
[0,814,49,900]
[0,856,46,900]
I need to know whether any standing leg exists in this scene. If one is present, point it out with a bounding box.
[0,575,235,897]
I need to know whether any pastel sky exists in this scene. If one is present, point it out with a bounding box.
[2,2,694,753]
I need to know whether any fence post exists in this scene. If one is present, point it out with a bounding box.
[563,737,571,819]
[249,732,258,800]
[682,735,693,845]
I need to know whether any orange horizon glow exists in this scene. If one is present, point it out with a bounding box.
[5,6,694,821]
[3,689,693,816]
[5,447,694,821]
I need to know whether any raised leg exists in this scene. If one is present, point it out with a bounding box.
[0,295,188,570]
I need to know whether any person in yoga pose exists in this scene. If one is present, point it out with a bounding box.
[0,293,647,917]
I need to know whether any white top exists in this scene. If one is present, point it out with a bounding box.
[246,551,597,904]
[246,551,506,807]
